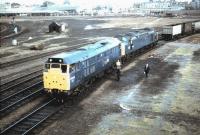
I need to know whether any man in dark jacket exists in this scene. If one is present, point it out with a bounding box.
[144,64,150,77]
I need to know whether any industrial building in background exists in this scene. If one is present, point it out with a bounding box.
[191,0,200,9]
[131,0,199,16]
[0,0,200,16]
[0,0,77,16]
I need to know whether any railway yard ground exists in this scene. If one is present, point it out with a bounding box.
[0,16,200,135]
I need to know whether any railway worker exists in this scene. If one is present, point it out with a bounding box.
[12,16,15,24]
[144,63,150,78]
[116,60,121,81]
[14,27,18,34]
[116,69,120,81]
[116,60,121,70]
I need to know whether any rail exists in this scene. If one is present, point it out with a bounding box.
[0,69,42,88]
[0,98,59,135]
[0,70,42,93]
[0,82,43,116]
[1,40,95,69]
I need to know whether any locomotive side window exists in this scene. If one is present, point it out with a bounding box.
[97,55,100,60]
[76,63,80,71]
[82,61,86,68]
[61,65,67,73]
[45,64,50,69]
[70,64,75,73]
[86,60,89,67]
[51,64,60,68]
[90,65,95,73]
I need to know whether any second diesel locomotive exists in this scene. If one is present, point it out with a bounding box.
[43,28,158,101]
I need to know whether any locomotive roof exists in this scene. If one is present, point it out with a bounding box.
[50,37,121,64]
[115,28,155,40]
[116,28,155,42]
[128,28,155,36]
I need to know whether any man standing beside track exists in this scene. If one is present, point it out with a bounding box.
[116,60,121,81]
[144,63,150,78]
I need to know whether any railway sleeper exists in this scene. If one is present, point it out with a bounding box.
[11,127,27,133]
[26,118,41,122]
[31,113,46,119]
[31,115,48,120]
[35,112,51,116]
[14,125,29,130]
[21,121,36,126]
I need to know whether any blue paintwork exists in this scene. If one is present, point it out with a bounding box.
[70,38,121,90]
[50,37,121,90]
[51,37,121,64]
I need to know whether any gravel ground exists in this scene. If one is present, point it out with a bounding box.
[38,34,200,135]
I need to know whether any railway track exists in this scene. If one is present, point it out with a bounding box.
[0,81,43,117]
[0,23,21,40]
[1,39,96,69]
[0,98,64,135]
[0,69,42,94]
[0,25,7,33]
[0,64,42,83]
[0,33,195,134]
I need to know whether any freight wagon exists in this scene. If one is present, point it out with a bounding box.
[193,21,200,33]
[182,22,193,34]
[162,24,182,40]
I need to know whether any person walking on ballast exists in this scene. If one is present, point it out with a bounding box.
[144,64,150,78]
[116,60,121,81]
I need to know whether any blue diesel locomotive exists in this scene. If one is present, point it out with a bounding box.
[43,38,121,98]
[43,28,158,100]
[115,28,158,58]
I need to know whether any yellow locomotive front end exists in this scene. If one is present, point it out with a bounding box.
[43,59,70,95]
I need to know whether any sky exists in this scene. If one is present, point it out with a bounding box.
[3,0,192,6]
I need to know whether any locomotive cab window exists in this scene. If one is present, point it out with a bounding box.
[70,64,75,73]
[51,64,60,68]
[61,65,67,73]
[45,64,50,69]
[44,63,50,72]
